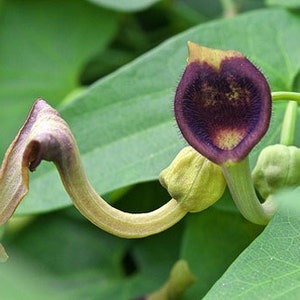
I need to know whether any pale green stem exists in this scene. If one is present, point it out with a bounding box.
[56,141,188,238]
[271,91,299,146]
[50,119,188,238]
[280,101,298,145]
[272,91,300,104]
[222,157,276,225]
[220,0,239,18]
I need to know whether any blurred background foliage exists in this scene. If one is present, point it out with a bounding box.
[1,0,299,299]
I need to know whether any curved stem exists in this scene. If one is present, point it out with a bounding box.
[57,144,187,238]
[54,122,188,238]
[54,125,188,238]
[222,157,276,225]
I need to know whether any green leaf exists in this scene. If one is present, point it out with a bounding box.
[0,257,61,300]
[14,8,300,214]
[265,0,300,8]
[204,189,300,299]
[2,207,132,299]
[180,208,263,299]
[87,0,162,12]
[7,212,127,276]
[0,0,118,157]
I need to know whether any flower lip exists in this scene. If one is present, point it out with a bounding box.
[174,43,272,165]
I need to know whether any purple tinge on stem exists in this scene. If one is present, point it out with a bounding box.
[174,42,272,165]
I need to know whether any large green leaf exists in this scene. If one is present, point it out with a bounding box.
[0,0,118,157]
[87,0,162,12]
[15,8,300,214]
[204,189,300,299]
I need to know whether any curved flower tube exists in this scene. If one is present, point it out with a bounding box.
[0,99,188,239]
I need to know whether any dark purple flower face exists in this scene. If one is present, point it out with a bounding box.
[174,42,271,165]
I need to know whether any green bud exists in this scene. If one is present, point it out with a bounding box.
[159,146,226,212]
[147,260,196,300]
[252,144,300,198]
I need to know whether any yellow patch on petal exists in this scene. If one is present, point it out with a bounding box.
[187,41,243,70]
[213,128,247,150]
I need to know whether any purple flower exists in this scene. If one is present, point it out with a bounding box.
[174,42,271,165]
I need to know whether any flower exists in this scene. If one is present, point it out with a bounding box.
[174,42,272,165]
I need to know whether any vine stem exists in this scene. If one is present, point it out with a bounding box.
[271,91,299,146]
[280,101,298,146]
[272,91,300,103]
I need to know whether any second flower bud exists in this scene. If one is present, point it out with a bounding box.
[252,144,300,198]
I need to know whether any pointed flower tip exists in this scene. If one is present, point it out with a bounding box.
[175,42,272,165]
[187,41,243,69]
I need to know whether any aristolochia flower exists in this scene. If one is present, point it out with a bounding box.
[174,42,272,165]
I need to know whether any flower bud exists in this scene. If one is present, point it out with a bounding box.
[159,146,226,212]
[252,144,300,198]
